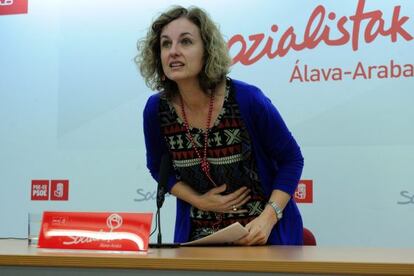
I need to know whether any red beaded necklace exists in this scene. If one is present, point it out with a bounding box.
[180,93,217,187]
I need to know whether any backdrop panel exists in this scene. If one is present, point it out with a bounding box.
[1,0,413,247]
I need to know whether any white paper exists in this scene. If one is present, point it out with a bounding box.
[181,222,248,246]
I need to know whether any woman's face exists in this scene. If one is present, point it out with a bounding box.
[160,17,205,86]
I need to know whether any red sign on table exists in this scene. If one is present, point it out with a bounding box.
[38,211,153,251]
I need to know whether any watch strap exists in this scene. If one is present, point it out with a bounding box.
[267,201,283,220]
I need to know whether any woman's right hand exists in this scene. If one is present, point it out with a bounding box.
[195,184,251,213]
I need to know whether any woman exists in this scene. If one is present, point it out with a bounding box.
[136,6,304,245]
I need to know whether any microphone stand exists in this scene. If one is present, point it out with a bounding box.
[150,154,179,248]
[156,193,163,246]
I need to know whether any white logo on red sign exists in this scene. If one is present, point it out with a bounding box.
[50,180,69,201]
[294,180,313,203]
[31,180,49,200]
[63,214,124,246]
[31,180,69,201]
[107,214,123,231]
[0,0,14,7]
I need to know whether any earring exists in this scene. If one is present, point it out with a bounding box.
[161,75,166,81]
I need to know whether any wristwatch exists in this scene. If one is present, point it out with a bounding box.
[267,201,283,220]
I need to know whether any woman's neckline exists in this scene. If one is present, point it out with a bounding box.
[167,78,231,132]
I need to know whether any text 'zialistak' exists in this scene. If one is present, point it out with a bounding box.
[228,0,413,66]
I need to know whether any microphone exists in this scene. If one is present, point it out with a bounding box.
[150,154,179,248]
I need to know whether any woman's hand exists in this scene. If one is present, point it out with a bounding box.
[234,207,277,246]
[195,184,251,213]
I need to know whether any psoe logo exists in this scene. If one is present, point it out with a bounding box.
[50,180,69,201]
[0,0,28,16]
[31,180,49,200]
[106,214,123,231]
[398,191,414,205]
[31,179,69,201]
[294,180,313,203]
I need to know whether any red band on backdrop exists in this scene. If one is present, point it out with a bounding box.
[38,212,153,251]
[0,0,28,16]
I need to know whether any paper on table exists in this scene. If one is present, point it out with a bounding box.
[181,222,248,246]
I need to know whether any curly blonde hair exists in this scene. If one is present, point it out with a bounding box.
[135,6,231,97]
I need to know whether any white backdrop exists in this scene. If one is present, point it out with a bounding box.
[1,0,413,247]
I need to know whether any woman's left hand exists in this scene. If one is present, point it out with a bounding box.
[233,208,277,246]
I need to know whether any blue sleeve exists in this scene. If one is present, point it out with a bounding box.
[249,87,304,195]
[143,95,178,192]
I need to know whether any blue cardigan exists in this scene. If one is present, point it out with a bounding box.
[143,79,304,245]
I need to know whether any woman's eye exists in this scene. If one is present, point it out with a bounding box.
[181,38,192,45]
[161,40,171,48]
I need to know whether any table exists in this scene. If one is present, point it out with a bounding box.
[0,240,413,275]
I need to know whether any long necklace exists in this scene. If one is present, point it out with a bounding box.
[180,93,217,187]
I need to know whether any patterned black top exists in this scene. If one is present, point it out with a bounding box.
[159,79,266,241]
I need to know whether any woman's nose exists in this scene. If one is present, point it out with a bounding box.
[169,42,180,56]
